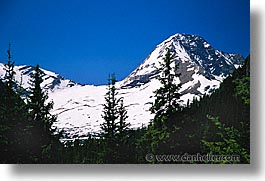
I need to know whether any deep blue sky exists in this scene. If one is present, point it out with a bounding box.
[0,0,249,85]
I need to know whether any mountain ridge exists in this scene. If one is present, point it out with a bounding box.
[0,63,81,92]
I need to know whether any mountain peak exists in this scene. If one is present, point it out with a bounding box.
[120,33,244,91]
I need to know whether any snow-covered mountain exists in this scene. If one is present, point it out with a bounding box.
[0,64,80,91]
[0,33,245,139]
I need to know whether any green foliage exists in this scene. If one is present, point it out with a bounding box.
[233,76,250,105]
[233,55,250,106]
[201,115,250,163]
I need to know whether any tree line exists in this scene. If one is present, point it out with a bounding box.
[0,45,250,163]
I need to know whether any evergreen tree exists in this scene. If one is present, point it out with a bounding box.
[2,43,18,121]
[116,98,131,163]
[27,64,59,163]
[100,73,130,163]
[150,48,182,154]
[27,65,54,125]
[4,43,16,89]
[101,74,119,139]
[0,79,12,163]
[100,74,119,163]
[0,44,30,163]
[150,48,182,125]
